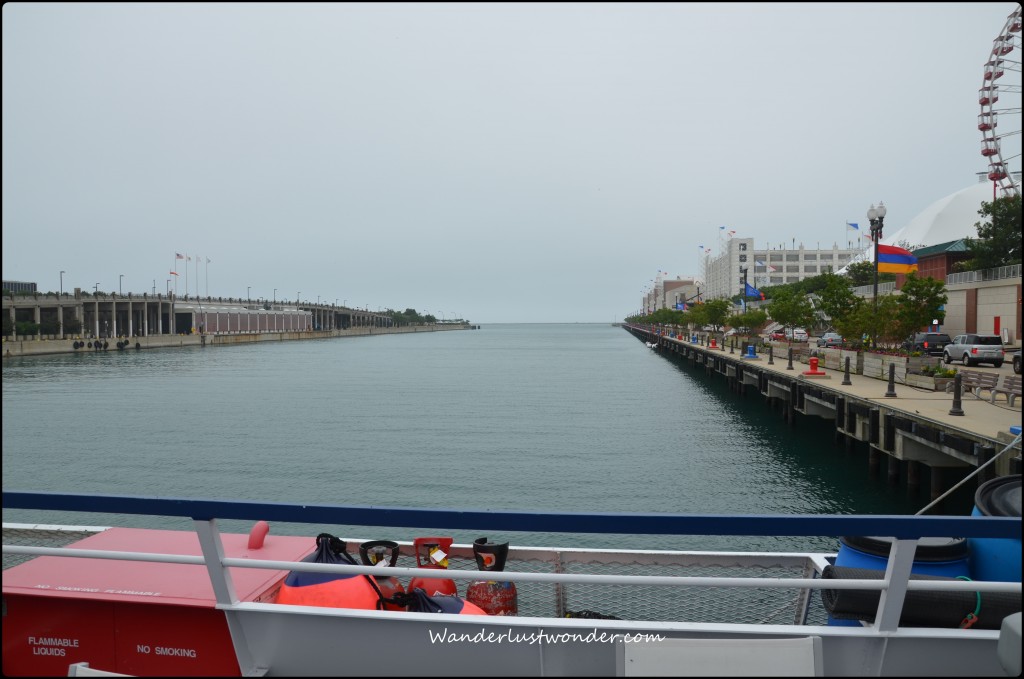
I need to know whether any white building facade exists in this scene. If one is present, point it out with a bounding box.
[703,238,863,300]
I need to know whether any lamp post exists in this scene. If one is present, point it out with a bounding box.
[166,279,171,295]
[119,274,124,296]
[297,292,301,304]
[247,286,251,300]
[94,283,100,295]
[273,289,277,304]
[867,201,887,350]
[59,270,65,297]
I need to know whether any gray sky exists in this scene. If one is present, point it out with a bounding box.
[3,3,1019,323]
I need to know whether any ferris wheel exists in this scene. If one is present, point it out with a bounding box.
[978,5,1022,197]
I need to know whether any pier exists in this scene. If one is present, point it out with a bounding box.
[1,292,472,358]
[624,325,1022,500]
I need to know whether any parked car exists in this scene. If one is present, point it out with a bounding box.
[768,330,787,341]
[816,332,844,348]
[785,327,808,342]
[1012,349,1021,375]
[942,333,1005,367]
[901,332,952,357]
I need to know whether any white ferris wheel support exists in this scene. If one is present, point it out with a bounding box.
[978,5,1022,198]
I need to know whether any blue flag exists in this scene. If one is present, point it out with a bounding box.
[846,222,859,230]
[744,282,764,300]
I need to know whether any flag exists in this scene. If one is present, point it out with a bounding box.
[720,225,726,231]
[187,255,192,261]
[206,257,211,263]
[170,271,179,276]
[767,265,777,273]
[705,248,711,253]
[876,245,918,274]
[846,222,859,231]
[744,282,765,300]
[175,253,185,259]
[727,230,736,237]
[698,244,704,250]
[755,260,766,266]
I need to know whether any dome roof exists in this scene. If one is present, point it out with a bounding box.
[882,181,996,248]
[836,180,1001,273]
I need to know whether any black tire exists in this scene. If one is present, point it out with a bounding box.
[1014,356,1021,374]
[963,355,974,367]
[992,361,1003,368]
[943,353,952,365]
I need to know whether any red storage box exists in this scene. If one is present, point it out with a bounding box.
[2,526,314,676]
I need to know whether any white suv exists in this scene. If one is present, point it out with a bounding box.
[785,327,809,342]
[942,334,1004,367]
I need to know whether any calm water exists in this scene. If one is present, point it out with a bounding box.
[1,324,973,552]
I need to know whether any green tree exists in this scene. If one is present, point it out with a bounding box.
[725,309,768,335]
[895,274,948,339]
[814,271,862,329]
[842,260,895,288]
[764,288,815,334]
[962,194,1022,270]
[702,298,732,332]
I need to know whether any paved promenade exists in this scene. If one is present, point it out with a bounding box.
[748,345,1021,446]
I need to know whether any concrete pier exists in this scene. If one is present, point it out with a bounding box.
[627,325,1022,485]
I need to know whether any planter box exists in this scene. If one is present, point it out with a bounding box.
[904,374,955,392]
[813,347,863,374]
[862,353,909,379]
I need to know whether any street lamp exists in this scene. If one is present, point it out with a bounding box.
[867,201,887,349]
[297,291,301,303]
[119,274,124,296]
[247,286,251,300]
[166,279,171,295]
[273,289,277,303]
[60,271,65,297]
[94,283,100,294]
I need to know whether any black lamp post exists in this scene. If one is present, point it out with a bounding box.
[867,201,887,349]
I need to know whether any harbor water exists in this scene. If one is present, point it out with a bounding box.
[1,323,975,553]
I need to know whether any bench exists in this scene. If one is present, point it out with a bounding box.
[990,375,1022,407]
[945,370,1000,399]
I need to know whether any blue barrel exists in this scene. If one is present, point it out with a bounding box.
[968,474,1021,583]
[828,535,969,626]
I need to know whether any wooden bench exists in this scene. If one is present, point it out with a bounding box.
[990,375,1022,406]
[945,370,1000,399]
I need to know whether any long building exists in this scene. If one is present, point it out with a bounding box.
[702,238,863,300]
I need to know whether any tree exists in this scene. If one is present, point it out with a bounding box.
[962,194,1023,270]
[895,274,948,340]
[764,288,815,333]
[702,298,732,331]
[814,272,862,330]
[725,309,768,334]
[842,260,895,288]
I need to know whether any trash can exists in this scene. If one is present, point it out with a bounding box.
[828,535,969,626]
[968,474,1021,583]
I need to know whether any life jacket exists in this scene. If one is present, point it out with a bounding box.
[397,587,487,615]
[275,533,380,610]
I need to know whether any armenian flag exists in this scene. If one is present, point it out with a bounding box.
[876,245,918,274]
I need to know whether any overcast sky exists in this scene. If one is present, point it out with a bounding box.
[3,3,1019,323]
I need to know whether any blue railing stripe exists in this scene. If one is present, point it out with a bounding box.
[4,491,1019,539]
